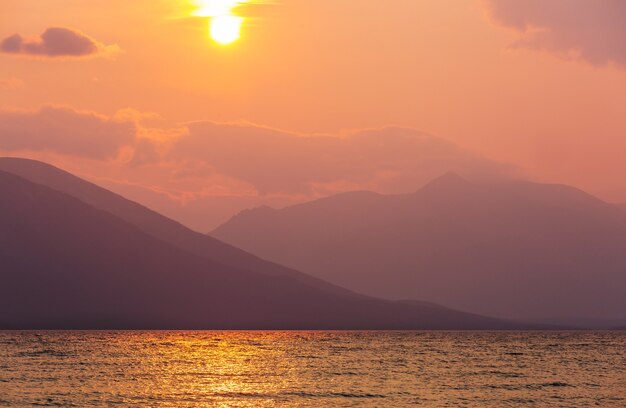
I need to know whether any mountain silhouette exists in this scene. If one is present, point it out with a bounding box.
[213,173,626,321]
[0,163,537,329]
[0,157,348,296]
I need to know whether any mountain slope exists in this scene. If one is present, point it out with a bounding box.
[0,157,348,297]
[0,169,530,329]
[213,173,626,320]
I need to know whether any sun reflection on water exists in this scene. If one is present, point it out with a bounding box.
[2,331,625,406]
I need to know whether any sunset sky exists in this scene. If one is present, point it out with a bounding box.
[2,0,626,231]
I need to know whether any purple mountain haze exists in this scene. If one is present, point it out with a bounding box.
[0,158,540,329]
[213,173,626,321]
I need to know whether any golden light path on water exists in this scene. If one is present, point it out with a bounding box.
[2,331,626,406]
[192,0,250,45]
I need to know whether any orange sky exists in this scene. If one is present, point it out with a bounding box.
[1,0,626,230]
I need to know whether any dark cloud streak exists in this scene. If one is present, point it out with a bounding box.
[0,27,118,58]
[486,0,626,69]
[0,106,135,159]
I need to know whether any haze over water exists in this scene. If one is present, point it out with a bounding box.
[1,331,624,407]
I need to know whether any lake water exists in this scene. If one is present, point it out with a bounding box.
[0,331,624,407]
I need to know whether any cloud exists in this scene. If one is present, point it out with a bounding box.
[0,106,136,159]
[0,105,518,199]
[0,27,119,58]
[0,106,519,197]
[0,107,522,230]
[170,122,517,195]
[0,78,23,90]
[485,0,626,68]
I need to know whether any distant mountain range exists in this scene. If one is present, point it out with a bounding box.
[213,173,626,321]
[0,158,531,329]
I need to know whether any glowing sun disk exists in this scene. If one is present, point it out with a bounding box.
[210,15,243,45]
[192,0,249,45]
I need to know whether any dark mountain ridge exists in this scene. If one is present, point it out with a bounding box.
[0,157,348,297]
[213,173,626,321]
[0,165,536,329]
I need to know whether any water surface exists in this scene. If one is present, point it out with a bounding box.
[1,331,624,406]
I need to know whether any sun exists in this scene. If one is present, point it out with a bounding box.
[191,0,249,45]
[210,15,243,45]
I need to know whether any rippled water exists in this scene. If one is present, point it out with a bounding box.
[0,331,624,407]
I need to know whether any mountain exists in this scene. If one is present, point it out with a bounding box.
[0,166,532,329]
[213,173,626,321]
[0,157,347,297]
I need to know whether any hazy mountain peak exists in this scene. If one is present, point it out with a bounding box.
[241,204,275,215]
[0,157,75,182]
[214,174,626,321]
[416,172,474,196]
